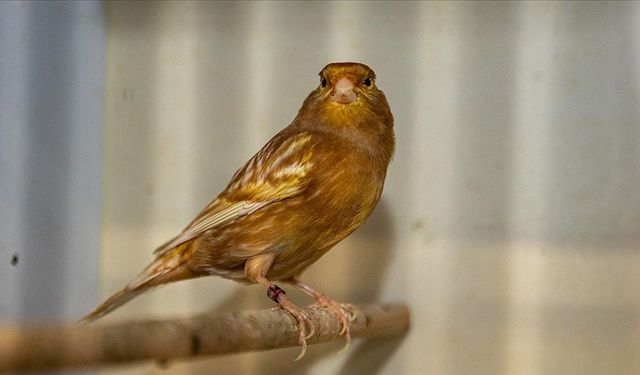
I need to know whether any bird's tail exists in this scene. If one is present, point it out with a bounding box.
[79,243,195,324]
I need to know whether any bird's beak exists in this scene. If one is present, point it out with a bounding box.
[331,77,357,104]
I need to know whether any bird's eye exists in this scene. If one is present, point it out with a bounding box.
[321,77,327,88]
[363,77,372,87]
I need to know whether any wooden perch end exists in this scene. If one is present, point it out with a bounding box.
[0,303,409,372]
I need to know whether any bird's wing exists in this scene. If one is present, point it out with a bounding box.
[153,131,315,255]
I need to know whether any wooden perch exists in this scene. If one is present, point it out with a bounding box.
[0,303,409,372]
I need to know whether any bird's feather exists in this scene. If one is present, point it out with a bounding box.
[154,132,315,256]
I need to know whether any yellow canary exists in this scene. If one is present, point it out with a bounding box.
[82,62,395,358]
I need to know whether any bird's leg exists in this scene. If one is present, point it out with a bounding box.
[246,254,315,359]
[255,275,314,360]
[286,277,356,352]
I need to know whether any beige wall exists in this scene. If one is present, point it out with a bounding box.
[102,2,640,374]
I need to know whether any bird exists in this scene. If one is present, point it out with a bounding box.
[81,62,395,359]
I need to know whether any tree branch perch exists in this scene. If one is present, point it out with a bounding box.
[0,303,409,372]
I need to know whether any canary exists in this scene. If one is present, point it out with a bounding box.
[81,62,395,358]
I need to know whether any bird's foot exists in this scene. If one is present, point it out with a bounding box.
[268,285,315,360]
[311,296,356,353]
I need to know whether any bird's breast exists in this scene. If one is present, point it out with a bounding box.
[301,146,386,245]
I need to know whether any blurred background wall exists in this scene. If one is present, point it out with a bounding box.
[2,1,640,375]
[0,1,104,324]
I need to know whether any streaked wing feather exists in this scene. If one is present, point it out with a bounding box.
[154,131,315,256]
[154,201,269,255]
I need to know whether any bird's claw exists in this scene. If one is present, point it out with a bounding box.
[340,303,358,322]
[305,320,316,339]
[293,310,316,360]
[293,328,307,361]
[347,306,358,322]
[311,298,355,353]
[277,297,314,361]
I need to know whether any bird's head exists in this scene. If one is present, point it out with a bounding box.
[319,62,376,105]
[296,62,393,134]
